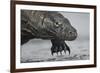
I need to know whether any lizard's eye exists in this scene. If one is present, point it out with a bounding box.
[56,22,58,24]
[55,22,60,27]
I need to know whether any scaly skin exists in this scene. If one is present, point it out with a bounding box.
[21,10,77,55]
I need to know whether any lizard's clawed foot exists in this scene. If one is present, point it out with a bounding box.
[51,39,70,56]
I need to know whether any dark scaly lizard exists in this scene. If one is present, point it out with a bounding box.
[21,10,77,55]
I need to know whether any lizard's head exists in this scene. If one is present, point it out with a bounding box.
[42,11,77,41]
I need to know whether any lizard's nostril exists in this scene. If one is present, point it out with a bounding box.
[69,31,72,34]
